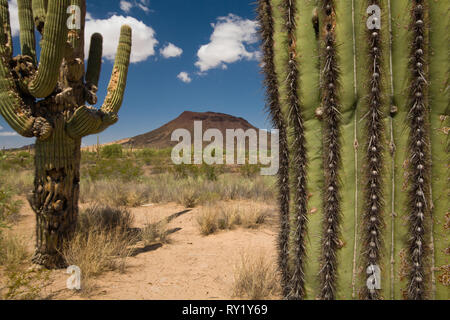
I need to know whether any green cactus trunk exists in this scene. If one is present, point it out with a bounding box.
[0,0,132,268]
[258,0,449,300]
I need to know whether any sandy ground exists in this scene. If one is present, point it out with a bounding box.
[1,199,279,300]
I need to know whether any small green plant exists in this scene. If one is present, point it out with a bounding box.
[3,267,52,300]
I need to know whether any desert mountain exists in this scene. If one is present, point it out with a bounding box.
[121,111,261,149]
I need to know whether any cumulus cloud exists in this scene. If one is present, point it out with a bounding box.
[119,0,150,13]
[7,0,19,37]
[195,14,259,73]
[177,72,192,84]
[0,125,3,130]
[85,14,158,63]
[0,131,18,137]
[120,1,133,13]
[160,43,183,59]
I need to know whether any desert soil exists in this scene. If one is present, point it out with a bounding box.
[1,199,279,300]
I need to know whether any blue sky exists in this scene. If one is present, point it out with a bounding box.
[0,0,271,149]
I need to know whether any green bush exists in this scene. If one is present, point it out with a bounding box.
[84,158,142,182]
[101,144,123,158]
[239,164,261,178]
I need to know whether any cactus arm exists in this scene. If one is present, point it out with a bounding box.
[18,0,36,63]
[27,0,69,98]
[32,0,47,33]
[428,0,449,301]
[0,0,12,58]
[85,33,103,87]
[100,25,132,114]
[66,26,131,139]
[0,1,33,137]
[0,35,51,139]
[0,61,34,137]
[65,105,102,138]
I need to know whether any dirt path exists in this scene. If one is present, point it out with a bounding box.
[2,200,279,300]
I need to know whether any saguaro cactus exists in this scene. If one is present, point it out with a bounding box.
[0,0,132,268]
[258,0,448,300]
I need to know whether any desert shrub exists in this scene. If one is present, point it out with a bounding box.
[140,220,170,245]
[62,205,137,294]
[80,180,149,207]
[0,234,29,271]
[196,203,270,236]
[239,164,261,178]
[79,173,276,207]
[232,251,280,299]
[1,170,33,195]
[0,185,22,225]
[177,188,201,208]
[84,158,142,182]
[3,267,51,300]
[77,204,134,234]
[0,151,33,171]
[101,144,123,158]
[200,163,222,181]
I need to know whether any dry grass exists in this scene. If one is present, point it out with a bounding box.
[196,202,271,236]
[232,250,280,300]
[80,173,276,208]
[0,233,29,271]
[62,205,137,294]
[140,219,171,245]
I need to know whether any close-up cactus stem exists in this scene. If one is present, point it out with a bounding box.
[258,0,449,300]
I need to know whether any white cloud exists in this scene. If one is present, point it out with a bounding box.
[120,1,133,13]
[160,43,183,59]
[8,0,19,37]
[0,125,3,130]
[0,131,18,137]
[195,14,259,73]
[177,72,192,84]
[85,14,158,63]
[119,0,150,13]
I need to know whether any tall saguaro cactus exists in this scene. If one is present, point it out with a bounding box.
[0,0,132,268]
[258,0,448,300]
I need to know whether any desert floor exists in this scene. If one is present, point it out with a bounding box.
[1,199,279,300]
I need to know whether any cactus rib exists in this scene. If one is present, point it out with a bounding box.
[405,0,430,300]
[361,0,385,300]
[257,0,291,298]
[319,0,342,300]
[282,0,308,300]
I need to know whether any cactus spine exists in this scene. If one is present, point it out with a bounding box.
[406,0,430,300]
[361,0,385,300]
[0,0,132,268]
[282,0,309,300]
[259,0,449,299]
[257,0,291,298]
